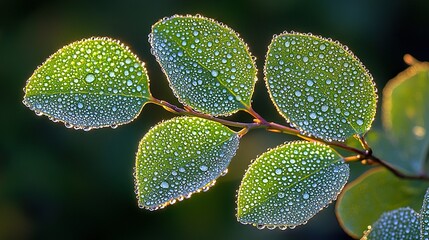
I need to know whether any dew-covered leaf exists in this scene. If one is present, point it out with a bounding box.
[237,141,349,229]
[362,208,420,240]
[421,188,429,240]
[336,168,429,238]
[264,33,377,141]
[23,37,151,130]
[135,117,239,210]
[382,60,429,173]
[150,15,257,116]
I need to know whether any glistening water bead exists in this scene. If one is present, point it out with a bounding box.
[135,117,239,210]
[237,141,349,229]
[23,37,151,130]
[150,15,257,116]
[265,32,377,141]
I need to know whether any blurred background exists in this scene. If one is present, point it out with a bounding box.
[1,0,428,239]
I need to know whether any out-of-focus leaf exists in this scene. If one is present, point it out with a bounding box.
[336,168,429,238]
[381,59,429,173]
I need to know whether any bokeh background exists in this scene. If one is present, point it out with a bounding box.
[1,0,428,239]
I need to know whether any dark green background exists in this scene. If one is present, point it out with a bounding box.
[1,0,428,239]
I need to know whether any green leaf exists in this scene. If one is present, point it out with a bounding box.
[421,188,429,240]
[264,32,377,141]
[336,168,429,238]
[366,129,418,175]
[382,60,429,172]
[135,117,239,210]
[362,208,420,240]
[236,141,349,229]
[23,37,151,130]
[150,15,257,116]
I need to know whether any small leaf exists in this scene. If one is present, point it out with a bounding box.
[264,32,377,141]
[135,117,239,210]
[421,188,429,240]
[362,208,420,240]
[236,141,349,229]
[382,60,429,172]
[23,37,151,130]
[150,15,257,116]
[336,168,429,238]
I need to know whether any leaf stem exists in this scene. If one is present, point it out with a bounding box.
[149,97,429,181]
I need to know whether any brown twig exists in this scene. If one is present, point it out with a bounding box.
[149,97,429,181]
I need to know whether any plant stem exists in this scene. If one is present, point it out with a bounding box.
[148,97,429,181]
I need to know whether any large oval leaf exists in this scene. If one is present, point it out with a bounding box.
[264,32,377,141]
[336,168,429,238]
[421,188,429,240]
[150,15,257,116]
[135,117,239,210]
[237,141,349,229]
[362,208,420,240]
[23,37,151,130]
[382,60,429,172]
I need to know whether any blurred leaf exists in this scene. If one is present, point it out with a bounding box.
[264,32,377,141]
[150,15,257,116]
[381,59,429,173]
[237,141,349,229]
[421,188,429,240]
[23,37,151,130]
[366,129,417,175]
[135,117,239,210]
[336,168,429,238]
[362,207,420,240]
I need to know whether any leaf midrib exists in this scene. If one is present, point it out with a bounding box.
[158,26,251,109]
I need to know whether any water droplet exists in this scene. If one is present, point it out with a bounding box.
[321,105,329,112]
[85,74,95,83]
[319,44,326,50]
[211,70,219,77]
[356,119,364,126]
[127,80,133,86]
[310,113,317,119]
[303,193,309,199]
[306,79,314,87]
[200,165,208,171]
[77,103,83,109]
[278,192,285,198]
[307,96,314,102]
[275,168,282,175]
[161,182,169,188]
[303,56,309,62]
[413,126,426,138]
[295,90,302,97]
